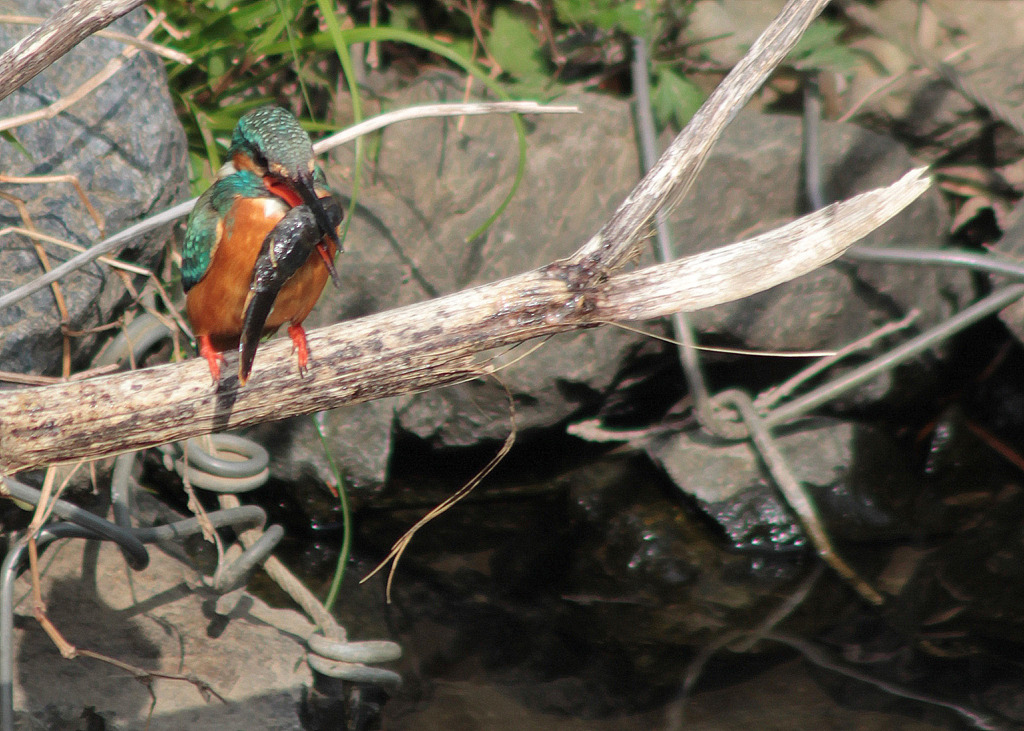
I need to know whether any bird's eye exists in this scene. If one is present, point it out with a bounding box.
[252,148,269,170]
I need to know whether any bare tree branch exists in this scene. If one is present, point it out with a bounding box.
[0,0,926,477]
[0,168,931,474]
[568,0,831,274]
[0,15,192,64]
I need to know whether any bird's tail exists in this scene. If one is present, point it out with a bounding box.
[239,289,276,384]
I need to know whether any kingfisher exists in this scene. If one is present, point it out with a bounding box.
[181,106,343,385]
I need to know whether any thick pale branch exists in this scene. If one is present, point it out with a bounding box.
[598,168,932,318]
[0,0,925,477]
[569,0,830,273]
[0,169,931,474]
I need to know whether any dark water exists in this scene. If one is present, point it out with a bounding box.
[265,430,1024,731]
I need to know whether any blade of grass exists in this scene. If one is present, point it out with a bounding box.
[343,27,529,241]
[312,413,351,613]
[265,25,529,241]
[274,0,315,121]
[313,0,364,249]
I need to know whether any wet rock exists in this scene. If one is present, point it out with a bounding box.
[646,418,928,551]
[886,481,1024,650]
[0,1,190,376]
[667,110,975,409]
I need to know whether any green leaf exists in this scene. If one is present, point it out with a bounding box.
[789,19,860,74]
[1,131,31,161]
[388,2,419,31]
[487,7,545,81]
[652,68,704,128]
[554,0,648,36]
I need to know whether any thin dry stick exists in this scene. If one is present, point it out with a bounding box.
[601,320,835,358]
[217,493,341,635]
[569,0,831,274]
[363,373,517,601]
[30,240,72,378]
[312,100,579,153]
[0,101,579,314]
[18,592,225,705]
[24,464,87,660]
[763,633,1002,731]
[0,167,933,475]
[0,0,147,102]
[180,441,217,546]
[366,0,379,69]
[755,309,921,410]
[0,175,105,233]
[1,227,147,275]
[0,14,192,64]
[719,390,883,605]
[25,464,85,546]
[0,12,162,133]
[0,371,62,386]
[670,565,824,730]
[0,364,120,386]
[0,226,195,342]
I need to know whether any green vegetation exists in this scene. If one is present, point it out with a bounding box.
[147,2,717,188]
[149,1,865,191]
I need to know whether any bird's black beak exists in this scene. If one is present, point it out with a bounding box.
[294,169,343,287]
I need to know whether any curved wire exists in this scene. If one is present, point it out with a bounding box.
[93,314,174,369]
[2,478,148,570]
[0,504,271,731]
[176,435,270,493]
[1,524,92,731]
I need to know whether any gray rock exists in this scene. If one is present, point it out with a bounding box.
[244,399,395,491]
[670,110,974,359]
[0,1,189,375]
[11,518,315,730]
[646,418,920,549]
[298,74,660,484]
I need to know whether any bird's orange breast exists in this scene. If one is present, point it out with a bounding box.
[185,197,334,350]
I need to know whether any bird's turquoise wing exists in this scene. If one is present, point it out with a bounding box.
[180,170,268,291]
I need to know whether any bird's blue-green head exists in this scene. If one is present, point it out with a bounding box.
[228,106,341,251]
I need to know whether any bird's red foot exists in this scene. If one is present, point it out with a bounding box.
[198,335,223,383]
[288,325,310,376]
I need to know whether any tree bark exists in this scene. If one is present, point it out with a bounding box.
[2,0,908,476]
[0,169,930,474]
